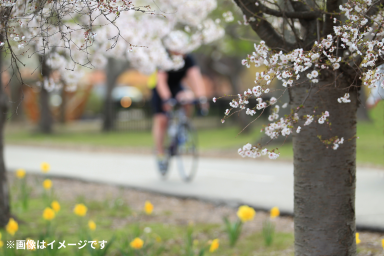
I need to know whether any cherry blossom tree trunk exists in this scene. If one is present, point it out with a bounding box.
[0,33,11,227]
[39,57,52,133]
[291,71,357,255]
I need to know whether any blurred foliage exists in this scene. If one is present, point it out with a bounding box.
[84,92,104,117]
[196,0,260,58]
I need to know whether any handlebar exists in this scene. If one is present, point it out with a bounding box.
[164,98,209,116]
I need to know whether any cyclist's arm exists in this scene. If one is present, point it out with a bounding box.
[156,71,172,101]
[186,66,205,98]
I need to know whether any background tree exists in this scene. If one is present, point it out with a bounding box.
[0,0,155,226]
[0,5,14,227]
[217,0,384,254]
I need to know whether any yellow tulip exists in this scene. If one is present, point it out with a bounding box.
[51,201,60,212]
[237,205,256,222]
[130,238,144,250]
[270,207,280,219]
[0,241,3,248]
[6,218,18,236]
[43,179,52,190]
[209,239,219,252]
[74,204,87,216]
[88,220,96,231]
[26,238,36,251]
[144,201,153,215]
[356,233,361,245]
[381,238,384,250]
[41,162,50,173]
[90,240,99,249]
[43,207,55,221]
[16,169,26,179]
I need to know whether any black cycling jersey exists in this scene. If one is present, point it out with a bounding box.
[151,54,196,114]
[165,54,196,89]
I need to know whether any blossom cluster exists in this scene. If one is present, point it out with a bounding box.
[338,93,351,103]
[318,111,330,124]
[2,0,224,92]
[332,137,344,150]
[238,143,280,160]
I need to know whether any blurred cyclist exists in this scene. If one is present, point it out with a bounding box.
[151,31,208,171]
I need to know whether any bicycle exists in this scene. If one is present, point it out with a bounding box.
[157,99,202,182]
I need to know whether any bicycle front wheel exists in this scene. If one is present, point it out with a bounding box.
[176,123,198,182]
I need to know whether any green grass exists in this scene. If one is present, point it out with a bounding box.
[4,125,263,151]
[355,101,384,166]
[0,176,295,256]
[5,102,384,167]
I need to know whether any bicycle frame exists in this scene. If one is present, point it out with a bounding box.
[157,99,199,182]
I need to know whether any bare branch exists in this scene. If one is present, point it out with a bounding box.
[233,0,297,52]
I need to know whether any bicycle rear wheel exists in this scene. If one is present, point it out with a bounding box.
[176,122,198,182]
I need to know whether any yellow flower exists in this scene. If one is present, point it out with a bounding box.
[43,207,55,221]
[51,201,60,212]
[41,162,50,173]
[74,204,87,216]
[130,238,144,250]
[155,236,162,243]
[144,201,153,215]
[16,169,26,179]
[88,220,96,230]
[270,207,280,219]
[43,179,52,190]
[356,233,361,245]
[6,218,18,236]
[0,241,3,248]
[26,238,36,251]
[381,238,384,249]
[237,205,256,222]
[90,239,99,249]
[209,239,219,252]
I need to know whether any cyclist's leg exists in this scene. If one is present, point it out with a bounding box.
[153,113,168,155]
[151,88,168,155]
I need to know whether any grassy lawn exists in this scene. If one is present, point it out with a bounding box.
[4,124,263,151]
[5,101,384,167]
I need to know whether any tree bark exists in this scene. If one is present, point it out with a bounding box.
[59,83,66,124]
[0,33,11,227]
[39,57,52,133]
[291,71,357,255]
[9,78,23,122]
[102,58,129,132]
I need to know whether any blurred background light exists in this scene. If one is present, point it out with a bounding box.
[121,96,132,108]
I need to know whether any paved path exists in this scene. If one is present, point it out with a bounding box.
[5,145,384,230]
